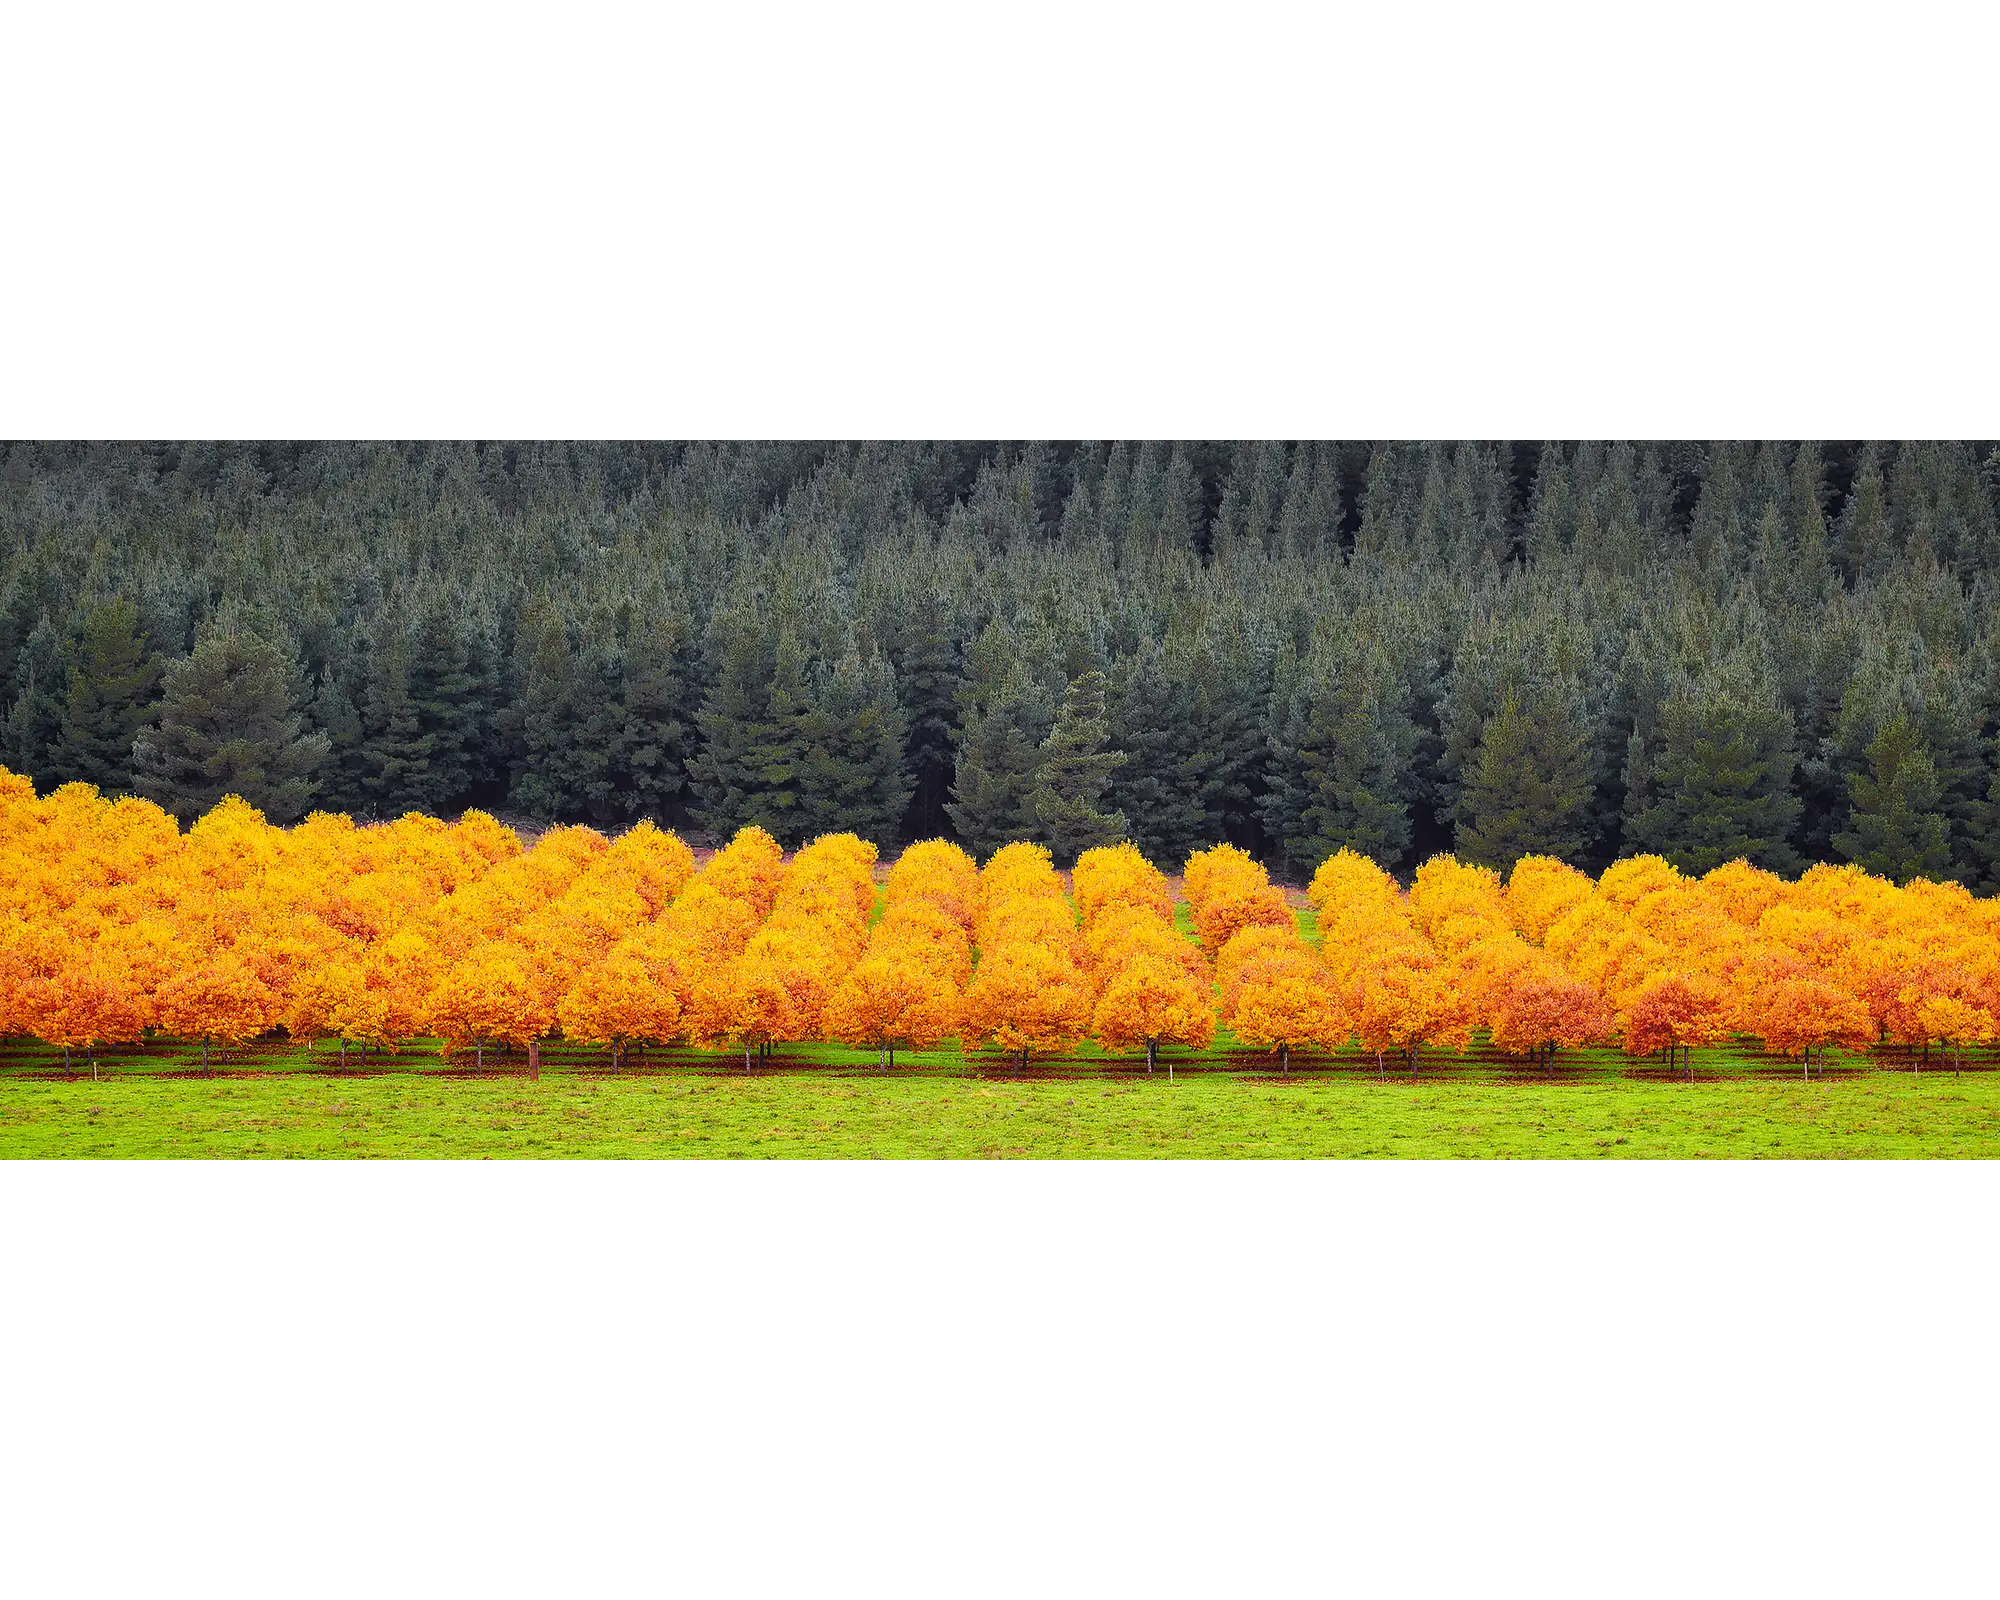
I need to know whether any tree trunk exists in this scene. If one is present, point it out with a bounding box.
[529,1039,540,1081]
[1147,1038,1157,1076]
[203,1038,211,1078]
[90,1054,98,1082]
[1280,1041,1289,1076]
[1377,1048,1385,1079]
[889,1045,895,1072]
[879,1043,887,1073]
[64,1044,72,1079]
[745,1041,752,1074]
[476,1040,483,1071]
[340,1038,346,1070]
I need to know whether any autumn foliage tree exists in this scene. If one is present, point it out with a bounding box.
[5,760,2000,1095]
[961,841,1094,1074]
[1077,842,1214,1076]
[827,839,975,1070]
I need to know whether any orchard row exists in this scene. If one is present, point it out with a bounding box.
[3,768,1997,1076]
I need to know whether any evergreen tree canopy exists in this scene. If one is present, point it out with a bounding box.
[131,630,329,824]
[2,440,1998,887]
[1262,634,1418,878]
[1030,669,1129,864]
[1454,682,1593,873]
[795,646,912,843]
[1831,710,1953,884]
[1625,672,1802,875]
[52,598,159,793]
[687,618,812,843]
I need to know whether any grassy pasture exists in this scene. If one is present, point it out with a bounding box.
[4,1050,1998,1158]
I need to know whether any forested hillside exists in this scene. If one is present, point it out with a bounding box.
[4,441,1998,886]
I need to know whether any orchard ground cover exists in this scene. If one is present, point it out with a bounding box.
[6,1063,1999,1158]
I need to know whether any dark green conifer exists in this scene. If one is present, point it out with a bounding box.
[1836,444,1892,583]
[1623,672,1801,874]
[615,607,692,823]
[1831,710,1952,883]
[687,618,812,841]
[1454,683,1594,872]
[1030,669,1129,864]
[131,631,328,823]
[309,664,369,816]
[360,627,432,809]
[406,602,487,814]
[946,627,1054,859]
[797,646,912,841]
[2,612,66,781]
[52,599,159,793]
[1107,643,1209,868]
[1263,635,1416,877]
[884,589,962,838]
[508,603,578,820]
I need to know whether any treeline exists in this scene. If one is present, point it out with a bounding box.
[4,440,1999,886]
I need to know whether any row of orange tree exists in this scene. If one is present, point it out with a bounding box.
[1075,842,1213,1076]
[7,768,2000,1076]
[826,839,975,1070]
[1190,844,1336,1075]
[960,842,1094,1075]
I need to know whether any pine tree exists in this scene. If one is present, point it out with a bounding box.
[131,631,329,823]
[1189,630,1271,850]
[1689,443,1752,569]
[1836,443,1892,583]
[1624,672,1801,874]
[360,626,432,810]
[508,603,577,819]
[796,646,912,841]
[52,598,159,793]
[1106,642,1210,867]
[309,664,369,817]
[1831,710,1952,883]
[1525,444,1576,563]
[1030,670,1129,864]
[2,612,66,784]
[1159,445,1208,559]
[405,601,487,814]
[615,607,692,823]
[566,629,625,822]
[1276,442,1344,558]
[884,589,962,838]
[1454,683,1594,872]
[1263,635,1417,877]
[687,617,812,841]
[945,670,1047,858]
[946,624,1055,859]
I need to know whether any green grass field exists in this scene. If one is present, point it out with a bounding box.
[5,1064,1998,1157]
